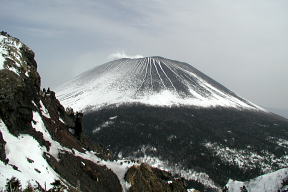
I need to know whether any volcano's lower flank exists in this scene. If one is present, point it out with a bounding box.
[82,104,288,188]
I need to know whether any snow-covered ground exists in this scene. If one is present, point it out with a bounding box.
[0,120,60,190]
[203,142,288,172]
[56,57,264,112]
[226,168,288,192]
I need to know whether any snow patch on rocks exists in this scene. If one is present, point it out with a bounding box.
[226,168,288,192]
[0,34,30,77]
[0,119,60,190]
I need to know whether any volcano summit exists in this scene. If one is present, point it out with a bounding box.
[57,56,262,111]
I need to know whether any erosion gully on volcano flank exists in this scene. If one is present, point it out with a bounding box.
[57,56,288,190]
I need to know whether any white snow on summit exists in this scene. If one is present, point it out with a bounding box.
[56,57,264,112]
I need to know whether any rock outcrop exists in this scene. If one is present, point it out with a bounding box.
[0,31,40,135]
[125,163,187,192]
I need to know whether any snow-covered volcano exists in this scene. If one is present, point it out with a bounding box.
[57,56,262,111]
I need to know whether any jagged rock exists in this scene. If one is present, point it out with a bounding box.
[0,68,34,135]
[0,32,40,135]
[125,163,187,192]
[40,89,83,140]
[0,132,6,163]
[46,153,122,192]
[39,89,112,159]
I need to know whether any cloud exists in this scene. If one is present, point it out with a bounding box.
[109,51,144,60]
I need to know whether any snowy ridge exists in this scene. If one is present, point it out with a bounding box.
[0,34,31,77]
[57,57,264,112]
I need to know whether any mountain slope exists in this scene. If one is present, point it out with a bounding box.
[56,53,288,189]
[57,57,263,111]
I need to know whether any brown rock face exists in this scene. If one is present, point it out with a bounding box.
[46,153,122,192]
[0,33,40,135]
[0,132,6,163]
[125,163,187,192]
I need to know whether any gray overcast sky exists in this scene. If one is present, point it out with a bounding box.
[1,0,288,116]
